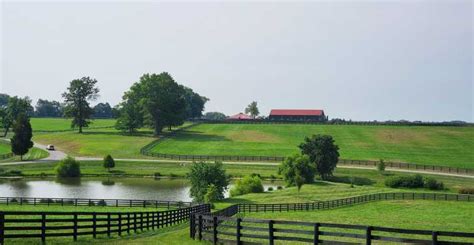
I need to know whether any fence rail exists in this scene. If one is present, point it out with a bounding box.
[0,196,193,209]
[0,204,210,244]
[191,214,474,245]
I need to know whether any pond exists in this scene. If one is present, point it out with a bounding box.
[0,177,283,202]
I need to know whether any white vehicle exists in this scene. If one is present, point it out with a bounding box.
[46,145,55,151]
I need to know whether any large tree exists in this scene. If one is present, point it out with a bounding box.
[279,154,316,186]
[115,93,144,134]
[203,112,226,120]
[245,101,259,118]
[188,161,229,203]
[2,96,33,137]
[62,77,100,133]
[10,113,33,160]
[35,99,63,117]
[182,86,208,119]
[299,134,340,180]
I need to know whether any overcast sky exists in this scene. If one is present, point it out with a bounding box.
[1,1,472,121]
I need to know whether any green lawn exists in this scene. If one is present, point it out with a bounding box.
[30,118,116,131]
[150,123,474,168]
[0,141,11,154]
[0,141,48,161]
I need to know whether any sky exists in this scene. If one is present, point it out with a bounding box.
[1,1,472,122]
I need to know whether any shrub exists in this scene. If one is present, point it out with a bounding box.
[204,184,220,204]
[377,159,386,172]
[277,186,283,190]
[103,155,115,171]
[55,157,81,178]
[169,173,179,178]
[97,200,107,206]
[9,198,18,203]
[279,154,316,186]
[267,187,274,192]
[154,172,162,178]
[423,177,444,190]
[230,175,264,197]
[458,187,474,194]
[385,175,424,188]
[270,174,276,180]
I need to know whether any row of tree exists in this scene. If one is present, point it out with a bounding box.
[0,93,116,119]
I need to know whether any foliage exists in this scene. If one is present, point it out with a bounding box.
[93,102,114,118]
[458,188,474,194]
[0,93,9,108]
[295,173,304,192]
[55,157,81,178]
[203,112,227,120]
[244,101,259,118]
[384,174,443,190]
[182,86,208,119]
[230,175,264,197]
[62,77,100,133]
[115,95,143,133]
[35,99,63,117]
[267,187,274,191]
[204,184,220,204]
[187,161,229,202]
[279,154,316,186]
[299,134,340,180]
[377,159,386,172]
[10,113,33,160]
[103,154,115,171]
[1,96,33,136]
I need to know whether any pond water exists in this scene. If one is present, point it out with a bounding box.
[0,177,283,202]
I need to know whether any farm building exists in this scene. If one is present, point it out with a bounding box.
[228,113,253,120]
[269,109,327,121]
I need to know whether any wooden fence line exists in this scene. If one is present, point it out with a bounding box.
[0,204,210,244]
[191,214,474,245]
[0,196,193,209]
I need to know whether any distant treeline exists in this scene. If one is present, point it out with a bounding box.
[0,93,117,119]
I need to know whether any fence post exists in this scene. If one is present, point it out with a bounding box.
[313,223,320,245]
[365,226,372,245]
[41,213,46,243]
[93,212,97,238]
[213,216,218,245]
[127,214,131,234]
[198,215,203,241]
[0,212,4,245]
[73,213,78,241]
[118,214,122,236]
[432,231,438,245]
[236,218,242,245]
[269,220,274,245]
[107,213,111,237]
[190,214,195,239]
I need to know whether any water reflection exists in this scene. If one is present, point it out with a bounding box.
[0,178,282,202]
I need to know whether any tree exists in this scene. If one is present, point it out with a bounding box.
[295,172,305,193]
[35,99,63,117]
[10,113,33,160]
[204,184,220,204]
[103,155,115,171]
[279,154,316,186]
[115,100,144,134]
[182,86,208,119]
[230,175,264,197]
[245,101,259,118]
[2,96,33,137]
[93,103,114,118]
[299,134,340,180]
[377,159,386,173]
[188,161,229,202]
[62,77,100,133]
[55,157,81,177]
[203,112,227,120]
[0,93,9,108]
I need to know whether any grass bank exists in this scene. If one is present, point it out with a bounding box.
[150,123,474,168]
[30,118,116,131]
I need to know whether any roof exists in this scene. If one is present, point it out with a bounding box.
[270,109,324,116]
[228,113,253,120]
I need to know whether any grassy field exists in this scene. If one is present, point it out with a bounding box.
[0,141,49,161]
[150,123,474,168]
[30,118,116,131]
[0,141,10,154]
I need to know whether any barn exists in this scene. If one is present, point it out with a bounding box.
[268,109,327,122]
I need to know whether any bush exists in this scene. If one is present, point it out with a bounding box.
[458,187,474,194]
[169,173,179,178]
[97,200,107,206]
[385,175,424,188]
[377,159,386,172]
[55,157,81,178]
[204,184,220,204]
[230,175,264,197]
[154,172,162,178]
[267,187,274,192]
[279,154,316,186]
[423,177,444,190]
[277,186,283,190]
[103,155,115,171]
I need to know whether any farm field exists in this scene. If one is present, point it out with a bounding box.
[243,200,474,233]
[150,123,474,168]
[30,118,116,131]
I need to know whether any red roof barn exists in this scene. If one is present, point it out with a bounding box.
[228,113,252,120]
[269,109,327,121]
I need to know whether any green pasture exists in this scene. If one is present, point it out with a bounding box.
[244,200,474,233]
[150,123,474,168]
[0,141,10,154]
[30,118,116,131]
[0,141,48,161]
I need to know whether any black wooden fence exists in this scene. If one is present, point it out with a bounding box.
[0,204,210,244]
[0,196,193,209]
[191,214,474,244]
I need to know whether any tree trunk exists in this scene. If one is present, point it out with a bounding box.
[20,155,23,161]
[79,125,83,133]
[3,125,10,137]
[169,125,172,131]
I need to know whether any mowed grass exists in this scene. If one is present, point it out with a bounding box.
[0,141,10,154]
[30,118,116,131]
[0,141,48,161]
[244,200,474,233]
[151,124,474,168]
